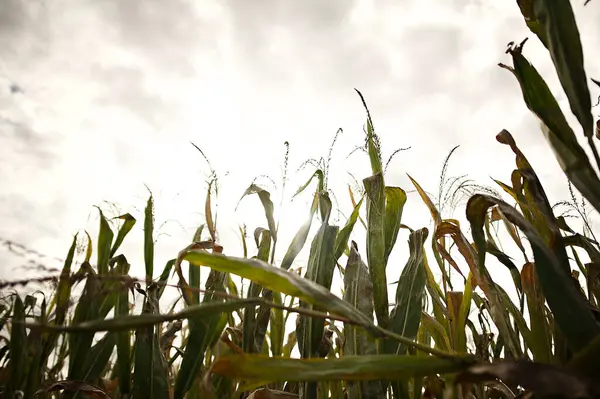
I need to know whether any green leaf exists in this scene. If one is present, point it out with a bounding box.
[55,234,77,326]
[182,251,378,335]
[363,172,389,328]
[521,262,553,363]
[280,192,319,271]
[115,257,132,394]
[297,222,338,355]
[384,187,407,264]
[356,89,384,176]
[110,213,136,257]
[385,228,428,355]
[133,285,169,399]
[144,194,155,281]
[68,268,102,381]
[385,228,428,398]
[500,44,600,215]
[189,227,203,306]
[296,220,338,397]
[38,235,77,390]
[82,332,117,382]
[293,169,325,198]
[27,298,268,333]
[516,0,549,48]
[174,267,228,398]
[455,273,474,353]
[239,184,278,241]
[343,241,386,398]
[244,228,272,354]
[269,292,285,357]
[334,198,364,262]
[96,208,114,275]
[533,0,594,138]
[435,218,523,358]
[568,333,600,378]
[466,194,600,352]
[157,259,176,300]
[420,312,451,353]
[7,296,27,396]
[212,354,474,383]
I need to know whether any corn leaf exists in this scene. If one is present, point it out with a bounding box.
[343,241,386,398]
[467,194,600,352]
[500,43,600,215]
[212,354,474,383]
[364,172,389,328]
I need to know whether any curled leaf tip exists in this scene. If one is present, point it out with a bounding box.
[495,129,514,145]
[505,38,528,54]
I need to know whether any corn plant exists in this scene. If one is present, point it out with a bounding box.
[1,1,600,398]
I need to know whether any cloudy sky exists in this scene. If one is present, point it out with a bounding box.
[1,0,600,300]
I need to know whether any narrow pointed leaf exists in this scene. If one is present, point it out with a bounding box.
[343,241,385,398]
[144,195,155,281]
[501,44,600,214]
[6,296,26,396]
[467,194,600,352]
[133,285,169,399]
[182,251,378,333]
[110,213,136,257]
[384,187,407,264]
[68,269,102,380]
[334,198,364,262]
[533,0,594,138]
[96,208,114,275]
[384,228,428,355]
[212,354,474,383]
[174,259,228,398]
[82,332,117,382]
[363,172,389,328]
[239,184,277,241]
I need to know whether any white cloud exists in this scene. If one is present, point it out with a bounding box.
[1,0,599,313]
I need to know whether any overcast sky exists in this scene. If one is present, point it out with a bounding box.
[1,0,600,301]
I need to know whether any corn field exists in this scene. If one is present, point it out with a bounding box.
[2,1,600,398]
